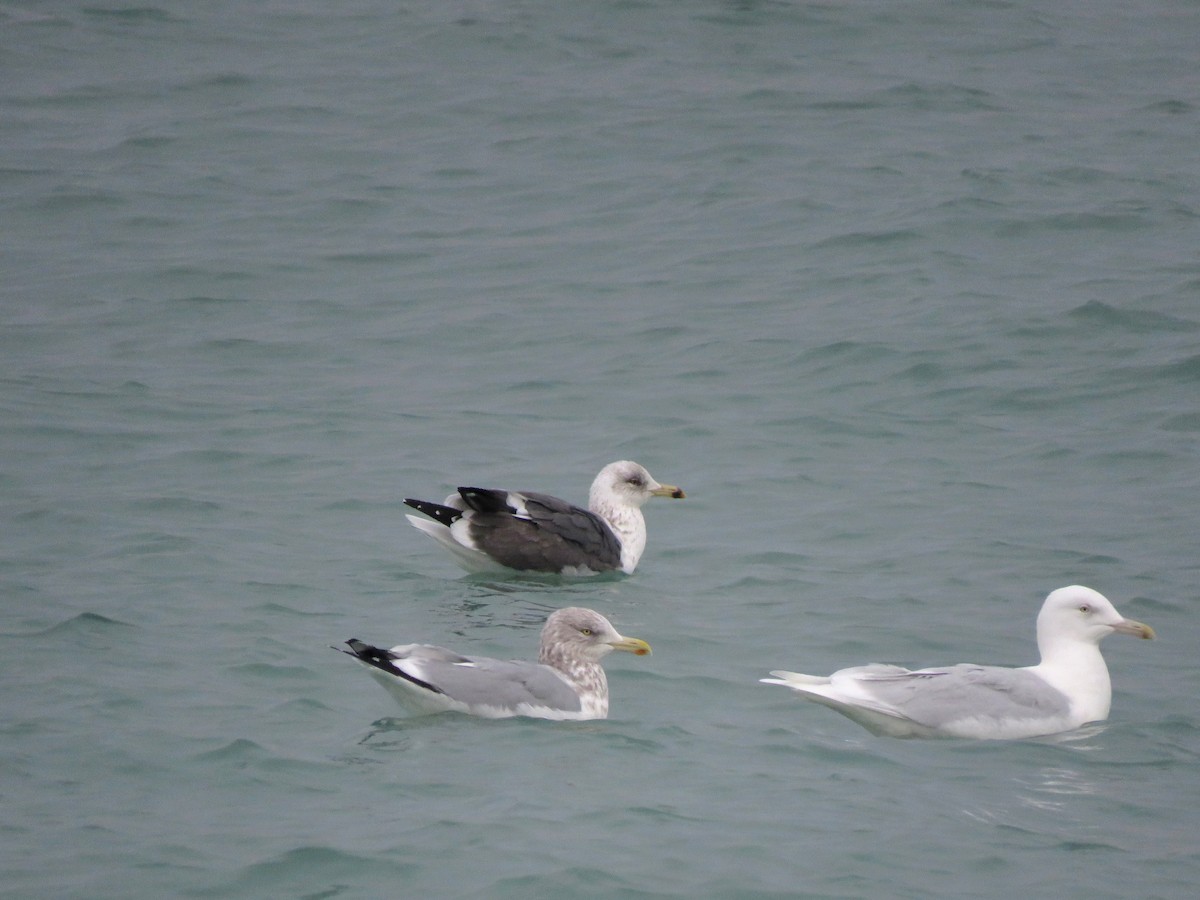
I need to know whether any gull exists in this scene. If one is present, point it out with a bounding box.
[338,607,651,720]
[761,585,1155,739]
[403,460,684,575]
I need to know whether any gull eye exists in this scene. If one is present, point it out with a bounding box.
[1078,605,1091,614]
[579,627,592,636]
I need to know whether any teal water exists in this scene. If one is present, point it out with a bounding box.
[3,1,1199,897]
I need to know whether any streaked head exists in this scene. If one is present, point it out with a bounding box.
[541,607,652,662]
[591,460,685,508]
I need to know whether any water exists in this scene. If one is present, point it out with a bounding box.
[3,1,1199,897]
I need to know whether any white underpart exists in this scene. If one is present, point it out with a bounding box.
[588,462,661,575]
[360,666,601,720]
[1023,589,1119,726]
[403,513,512,574]
[598,503,646,575]
[558,658,610,718]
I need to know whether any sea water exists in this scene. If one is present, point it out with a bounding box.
[2,1,1198,897]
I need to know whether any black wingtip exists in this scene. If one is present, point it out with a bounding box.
[339,639,408,679]
[404,498,463,527]
[341,638,387,661]
[339,638,446,695]
[456,487,515,515]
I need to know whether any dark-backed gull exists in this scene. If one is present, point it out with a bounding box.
[403,460,684,575]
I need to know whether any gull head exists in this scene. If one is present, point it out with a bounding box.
[1037,585,1156,649]
[590,460,685,510]
[540,607,652,663]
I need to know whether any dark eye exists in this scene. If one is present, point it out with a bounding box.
[628,476,645,487]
